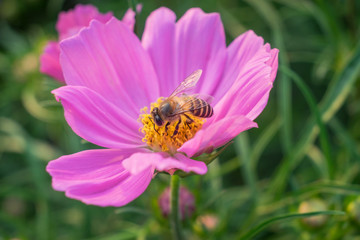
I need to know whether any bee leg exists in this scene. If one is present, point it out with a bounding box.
[165,122,170,134]
[184,114,194,129]
[172,117,182,137]
[148,117,160,135]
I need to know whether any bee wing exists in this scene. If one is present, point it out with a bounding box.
[169,69,202,98]
[169,94,213,116]
[191,93,214,104]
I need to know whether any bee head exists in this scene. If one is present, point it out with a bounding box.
[151,107,164,126]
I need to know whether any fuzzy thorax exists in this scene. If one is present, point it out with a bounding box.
[139,98,204,154]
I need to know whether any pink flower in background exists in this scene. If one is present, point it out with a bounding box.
[46,7,278,207]
[40,4,136,83]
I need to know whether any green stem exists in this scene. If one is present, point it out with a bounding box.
[170,175,183,240]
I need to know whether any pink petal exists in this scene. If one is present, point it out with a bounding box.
[56,4,113,40]
[178,116,258,157]
[52,85,144,149]
[142,7,177,96]
[47,149,153,207]
[142,8,227,97]
[60,18,159,118]
[211,36,278,122]
[122,3,142,30]
[122,7,137,30]
[267,46,279,84]
[122,152,207,175]
[40,5,137,83]
[245,46,279,120]
[213,30,265,101]
[136,4,143,13]
[40,41,65,83]
[175,8,227,97]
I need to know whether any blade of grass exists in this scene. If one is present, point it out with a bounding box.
[204,157,242,181]
[218,6,247,39]
[25,141,49,240]
[238,211,345,240]
[22,80,58,122]
[272,0,316,13]
[259,182,360,215]
[92,231,139,240]
[280,66,333,179]
[329,119,359,160]
[208,158,223,198]
[127,0,137,12]
[268,43,360,196]
[0,117,50,239]
[244,0,292,154]
[199,187,249,212]
[274,0,343,50]
[234,133,258,228]
[314,0,343,50]
[306,145,327,176]
[235,133,257,199]
[341,162,360,183]
[250,117,282,170]
[115,207,151,216]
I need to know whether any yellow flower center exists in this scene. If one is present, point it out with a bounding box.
[139,97,204,154]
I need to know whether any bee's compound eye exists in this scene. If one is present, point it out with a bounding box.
[155,116,164,126]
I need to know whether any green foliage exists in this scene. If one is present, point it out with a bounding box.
[1,0,360,239]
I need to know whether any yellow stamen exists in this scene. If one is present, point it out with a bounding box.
[139,97,204,154]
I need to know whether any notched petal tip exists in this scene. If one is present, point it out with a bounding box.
[149,6,176,23]
[182,7,222,25]
[178,7,223,34]
[267,47,279,82]
[58,17,128,53]
[56,4,113,40]
[183,7,214,16]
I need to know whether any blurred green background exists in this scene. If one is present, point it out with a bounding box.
[1,0,360,239]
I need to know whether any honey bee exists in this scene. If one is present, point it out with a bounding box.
[151,69,213,136]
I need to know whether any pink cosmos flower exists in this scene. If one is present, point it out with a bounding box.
[40,4,136,83]
[46,7,278,207]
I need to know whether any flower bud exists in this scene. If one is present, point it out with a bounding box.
[298,199,328,228]
[158,186,195,220]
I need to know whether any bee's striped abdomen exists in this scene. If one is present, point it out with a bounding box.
[191,98,213,118]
